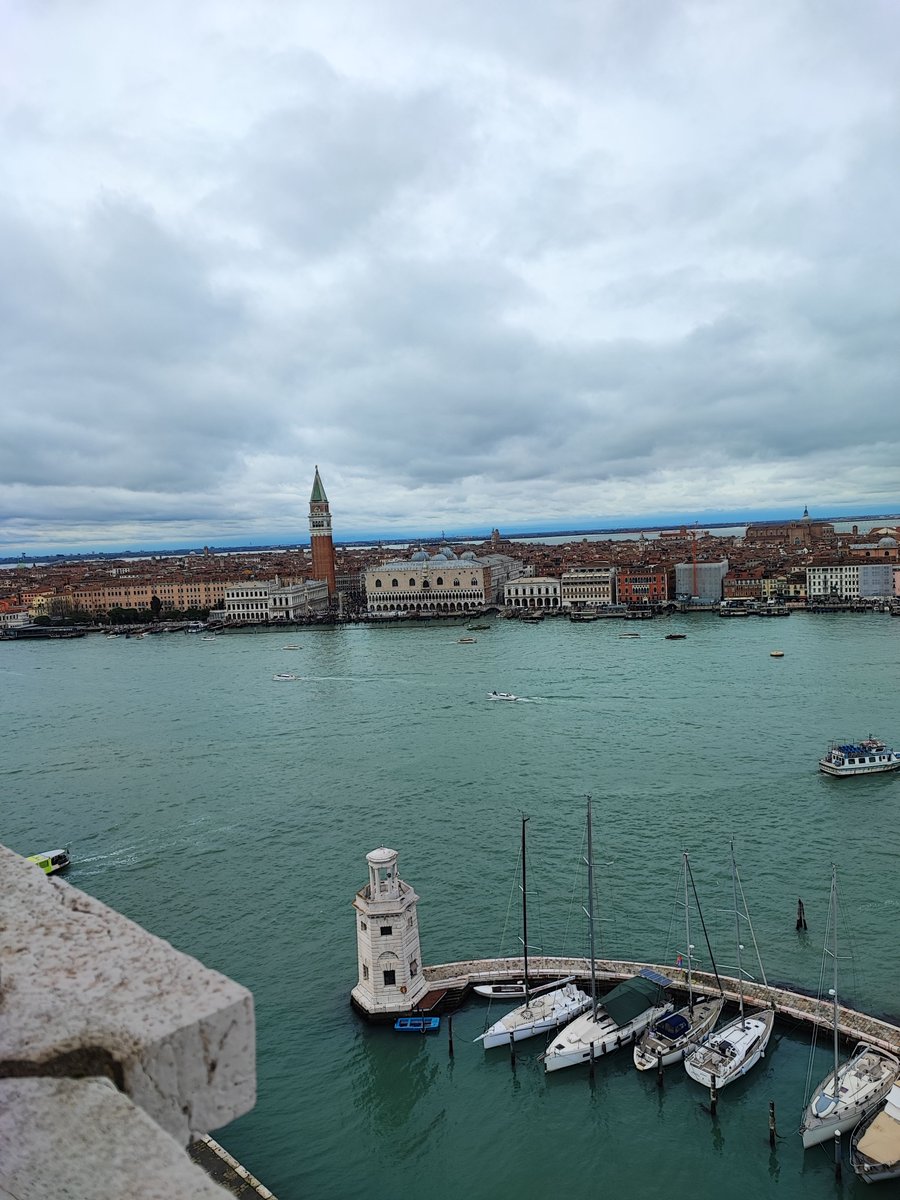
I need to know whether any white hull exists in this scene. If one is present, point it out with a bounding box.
[633,997,725,1070]
[473,982,527,999]
[476,984,591,1049]
[684,1009,775,1089]
[543,1002,672,1073]
[820,760,900,776]
[802,1045,900,1148]
[852,1083,900,1183]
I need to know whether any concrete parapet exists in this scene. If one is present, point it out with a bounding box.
[0,1077,235,1200]
[0,844,256,1145]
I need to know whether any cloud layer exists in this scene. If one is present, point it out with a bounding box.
[3,0,900,551]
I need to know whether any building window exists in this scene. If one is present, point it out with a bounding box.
[380,925,393,936]
[436,577,443,585]
[410,959,418,977]
[407,916,414,928]
[363,964,369,980]
[383,970,396,986]
[391,579,398,587]
[360,921,367,931]
[375,579,382,587]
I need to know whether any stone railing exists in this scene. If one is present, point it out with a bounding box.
[0,844,258,1199]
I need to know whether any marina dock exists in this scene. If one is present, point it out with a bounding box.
[421,956,900,1053]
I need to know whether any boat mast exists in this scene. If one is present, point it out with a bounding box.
[731,838,745,1028]
[683,850,694,1013]
[521,815,530,1002]
[586,795,597,1021]
[830,864,839,1087]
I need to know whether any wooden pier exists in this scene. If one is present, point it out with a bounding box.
[422,956,900,1053]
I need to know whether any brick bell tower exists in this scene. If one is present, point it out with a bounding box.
[308,465,336,597]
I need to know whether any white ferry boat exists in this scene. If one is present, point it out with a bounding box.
[819,738,900,777]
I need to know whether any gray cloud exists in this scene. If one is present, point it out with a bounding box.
[2,0,900,552]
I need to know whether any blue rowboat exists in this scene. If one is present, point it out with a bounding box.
[394,1017,441,1033]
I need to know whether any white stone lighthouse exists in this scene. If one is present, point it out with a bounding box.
[351,847,428,1018]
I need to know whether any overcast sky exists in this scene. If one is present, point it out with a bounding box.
[3,1,900,552]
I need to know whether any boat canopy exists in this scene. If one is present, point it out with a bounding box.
[654,1012,691,1040]
[603,974,668,1027]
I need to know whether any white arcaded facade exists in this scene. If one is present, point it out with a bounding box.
[351,847,428,1016]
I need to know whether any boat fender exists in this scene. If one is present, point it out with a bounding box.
[400,985,407,994]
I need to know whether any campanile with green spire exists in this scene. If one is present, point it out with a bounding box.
[309,466,337,597]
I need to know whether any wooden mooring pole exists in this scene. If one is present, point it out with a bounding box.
[509,1031,516,1072]
[657,1049,664,1088]
[796,899,808,931]
[834,1128,842,1181]
[710,1084,718,1118]
[447,1015,454,1059]
[769,1101,777,1148]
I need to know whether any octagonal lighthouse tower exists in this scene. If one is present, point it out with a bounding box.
[351,847,428,1018]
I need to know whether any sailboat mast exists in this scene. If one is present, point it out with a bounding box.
[831,864,839,1084]
[586,795,598,1019]
[521,816,530,1000]
[731,838,745,1027]
[683,850,694,1011]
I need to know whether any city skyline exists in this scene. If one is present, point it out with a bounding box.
[4,2,900,556]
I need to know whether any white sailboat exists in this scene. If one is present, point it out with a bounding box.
[800,865,900,1148]
[684,839,774,1090]
[542,797,673,1074]
[634,851,725,1070]
[475,816,591,1050]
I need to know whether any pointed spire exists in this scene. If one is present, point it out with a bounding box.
[310,466,328,505]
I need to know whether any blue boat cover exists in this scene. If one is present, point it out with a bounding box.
[654,1012,691,1039]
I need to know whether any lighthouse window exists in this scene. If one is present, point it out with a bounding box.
[383,970,397,986]
[410,959,418,977]
[363,964,369,980]
[360,921,367,931]
[380,925,393,936]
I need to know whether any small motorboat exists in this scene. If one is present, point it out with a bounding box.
[770,650,785,657]
[394,1016,441,1033]
[619,632,641,639]
[457,637,477,644]
[282,645,301,650]
[27,849,70,875]
[488,691,518,702]
[473,981,527,999]
[273,672,299,681]
[665,633,687,640]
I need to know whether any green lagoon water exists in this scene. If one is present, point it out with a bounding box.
[3,612,900,1199]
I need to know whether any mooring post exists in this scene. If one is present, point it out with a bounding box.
[448,1015,454,1059]
[834,1128,842,1181]
[769,1100,777,1148]
[710,1083,718,1118]
[657,1049,664,1088]
[589,1041,596,1082]
[796,898,807,931]
[509,1031,516,1072]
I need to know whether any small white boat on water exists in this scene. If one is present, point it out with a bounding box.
[801,866,900,1148]
[474,981,528,999]
[273,672,299,681]
[476,817,591,1049]
[819,738,900,777]
[852,1082,900,1183]
[684,840,774,1092]
[488,691,518,702]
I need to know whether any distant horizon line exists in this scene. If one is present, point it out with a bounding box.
[3,508,900,564]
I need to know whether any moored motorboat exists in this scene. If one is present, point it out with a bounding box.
[394,1016,440,1033]
[27,848,70,875]
[819,738,900,777]
[473,981,527,999]
[852,1083,900,1183]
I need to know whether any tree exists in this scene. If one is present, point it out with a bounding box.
[150,595,162,620]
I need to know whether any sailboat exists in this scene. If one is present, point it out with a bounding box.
[634,851,725,1070]
[800,865,899,1148]
[684,839,774,1090]
[542,797,673,1073]
[475,816,591,1049]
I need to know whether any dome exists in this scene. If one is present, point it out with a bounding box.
[411,550,429,562]
[461,551,476,560]
[439,546,457,559]
[877,536,897,548]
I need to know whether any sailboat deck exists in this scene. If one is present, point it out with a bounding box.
[421,955,900,1052]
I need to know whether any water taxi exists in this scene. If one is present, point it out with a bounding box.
[488,691,517,702]
[273,672,299,682]
[27,849,70,875]
[819,738,900,777]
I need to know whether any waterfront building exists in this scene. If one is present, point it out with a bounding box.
[504,576,561,609]
[560,566,616,609]
[616,564,676,605]
[351,847,428,1018]
[364,548,523,615]
[63,578,228,617]
[807,563,860,600]
[308,467,337,597]
[674,559,729,603]
[214,578,329,623]
[859,562,899,599]
[723,566,767,601]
